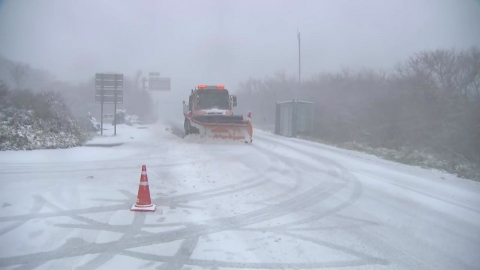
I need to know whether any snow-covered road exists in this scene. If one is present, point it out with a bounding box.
[0,122,479,270]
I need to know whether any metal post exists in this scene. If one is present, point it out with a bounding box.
[292,99,298,138]
[311,102,314,136]
[114,74,117,136]
[275,101,280,135]
[100,74,104,136]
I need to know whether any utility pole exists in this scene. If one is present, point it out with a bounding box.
[100,74,104,135]
[114,73,117,136]
[297,29,301,92]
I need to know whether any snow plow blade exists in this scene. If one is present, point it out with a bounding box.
[190,115,253,142]
[193,114,244,124]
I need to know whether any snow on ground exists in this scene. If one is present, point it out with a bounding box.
[84,124,155,146]
[0,121,479,269]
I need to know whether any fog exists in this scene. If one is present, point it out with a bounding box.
[1,0,479,95]
[1,0,480,123]
[2,3,480,266]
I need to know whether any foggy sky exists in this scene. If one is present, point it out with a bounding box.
[1,0,480,93]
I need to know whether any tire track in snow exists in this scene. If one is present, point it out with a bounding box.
[0,179,349,267]
[156,236,199,270]
[0,196,44,236]
[1,127,386,269]
[75,213,147,270]
[121,250,383,269]
[254,132,480,269]
[0,175,262,223]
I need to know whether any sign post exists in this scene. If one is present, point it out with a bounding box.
[95,73,124,135]
[100,74,104,135]
[114,74,117,135]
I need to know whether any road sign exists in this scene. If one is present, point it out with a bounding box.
[95,95,123,104]
[149,77,171,91]
[95,73,124,136]
[95,80,124,88]
[95,73,123,104]
[95,89,123,96]
[95,73,123,83]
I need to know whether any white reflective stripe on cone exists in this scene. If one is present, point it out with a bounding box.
[134,204,153,207]
[139,182,149,186]
[141,172,147,175]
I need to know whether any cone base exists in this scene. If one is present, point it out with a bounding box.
[131,204,156,212]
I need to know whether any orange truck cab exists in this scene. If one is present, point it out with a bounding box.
[183,85,253,143]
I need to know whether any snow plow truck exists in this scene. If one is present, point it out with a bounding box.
[183,85,253,143]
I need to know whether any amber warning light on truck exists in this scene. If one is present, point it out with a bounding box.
[197,85,225,89]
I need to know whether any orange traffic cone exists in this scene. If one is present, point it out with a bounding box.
[131,165,156,212]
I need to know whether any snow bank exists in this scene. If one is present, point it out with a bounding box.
[85,124,157,146]
[342,141,480,181]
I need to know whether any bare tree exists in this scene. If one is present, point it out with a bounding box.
[237,47,480,172]
[9,63,30,89]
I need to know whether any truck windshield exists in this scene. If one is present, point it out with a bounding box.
[198,90,229,110]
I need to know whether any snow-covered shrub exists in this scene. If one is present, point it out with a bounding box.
[77,112,100,132]
[125,113,140,126]
[342,141,480,181]
[0,85,87,150]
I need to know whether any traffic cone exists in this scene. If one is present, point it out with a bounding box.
[131,165,156,212]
